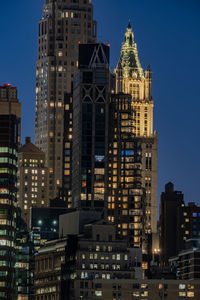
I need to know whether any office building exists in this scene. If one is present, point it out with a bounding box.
[76,279,200,300]
[17,137,48,227]
[107,93,147,251]
[15,208,34,300]
[0,84,21,300]
[34,221,143,300]
[72,43,112,210]
[169,239,200,280]
[72,43,150,261]
[160,183,200,266]
[35,0,97,200]
[115,23,158,242]
[177,202,200,243]
[159,182,184,266]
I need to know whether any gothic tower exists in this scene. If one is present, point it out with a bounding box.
[115,23,158,246]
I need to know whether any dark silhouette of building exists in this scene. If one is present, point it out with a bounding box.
[177,202,200,243]
[30,206,69,250]
[169,239,200,280]
[159,182,184,266]
[72,43,113,210]
[160,183,200,266]
[0,84,21,299]
[15,208,34,299]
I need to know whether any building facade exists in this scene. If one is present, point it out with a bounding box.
[17,137,48,227]
[159,182,184,266]
[34,221,143,300]
[72,43,112,210]
[170,239,200,280]
[80,279,200,300]
[160,183,200,266]
[177,202,200,243]
[0,84,21,300]
[107,93,147,251]
[115,23,158,240]
[35,0,97,200]
[15,208,34,300]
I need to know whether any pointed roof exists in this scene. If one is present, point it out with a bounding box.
[146,64,151,71]
[18,137,44,154]
[116,23,144,79]
[89,43,109,69]
[127,20,132,29]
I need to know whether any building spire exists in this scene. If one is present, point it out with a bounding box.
[127,20,132,29]
[116,23,144,79]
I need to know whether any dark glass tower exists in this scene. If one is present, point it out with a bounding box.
[0,84,21,300]
[72,43,113,210]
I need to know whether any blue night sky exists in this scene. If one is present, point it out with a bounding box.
[0,0,200,206]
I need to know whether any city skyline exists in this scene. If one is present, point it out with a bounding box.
[0,0,200,205]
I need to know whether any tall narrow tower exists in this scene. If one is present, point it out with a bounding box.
[72,43,112,210]
[35,0,97,200]
[115,23,158,243]
[0,84,21,300]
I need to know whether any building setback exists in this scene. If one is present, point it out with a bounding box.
[0,84,21,300]
[35,0,97,201]
[17,137,48,227]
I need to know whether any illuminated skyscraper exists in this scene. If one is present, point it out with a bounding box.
[107,93,147,251]
[115,23,158,243]
[72,43,149,255]
[35,0,97,200]
[17,137,48,227]
[0,84,21,300]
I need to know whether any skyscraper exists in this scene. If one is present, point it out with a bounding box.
[107,93,146,251]
[17,137,48,227]
[72,43,148,255]
[72,43,112,210]
[35,0,97,200]
[0,84,21,300]
[115,23,158,241]
[159,182,184,266]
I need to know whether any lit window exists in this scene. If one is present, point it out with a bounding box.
[179,284,186,290]
[179,292,186,297]
[95,291,102,297]
[187,292,194,298]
